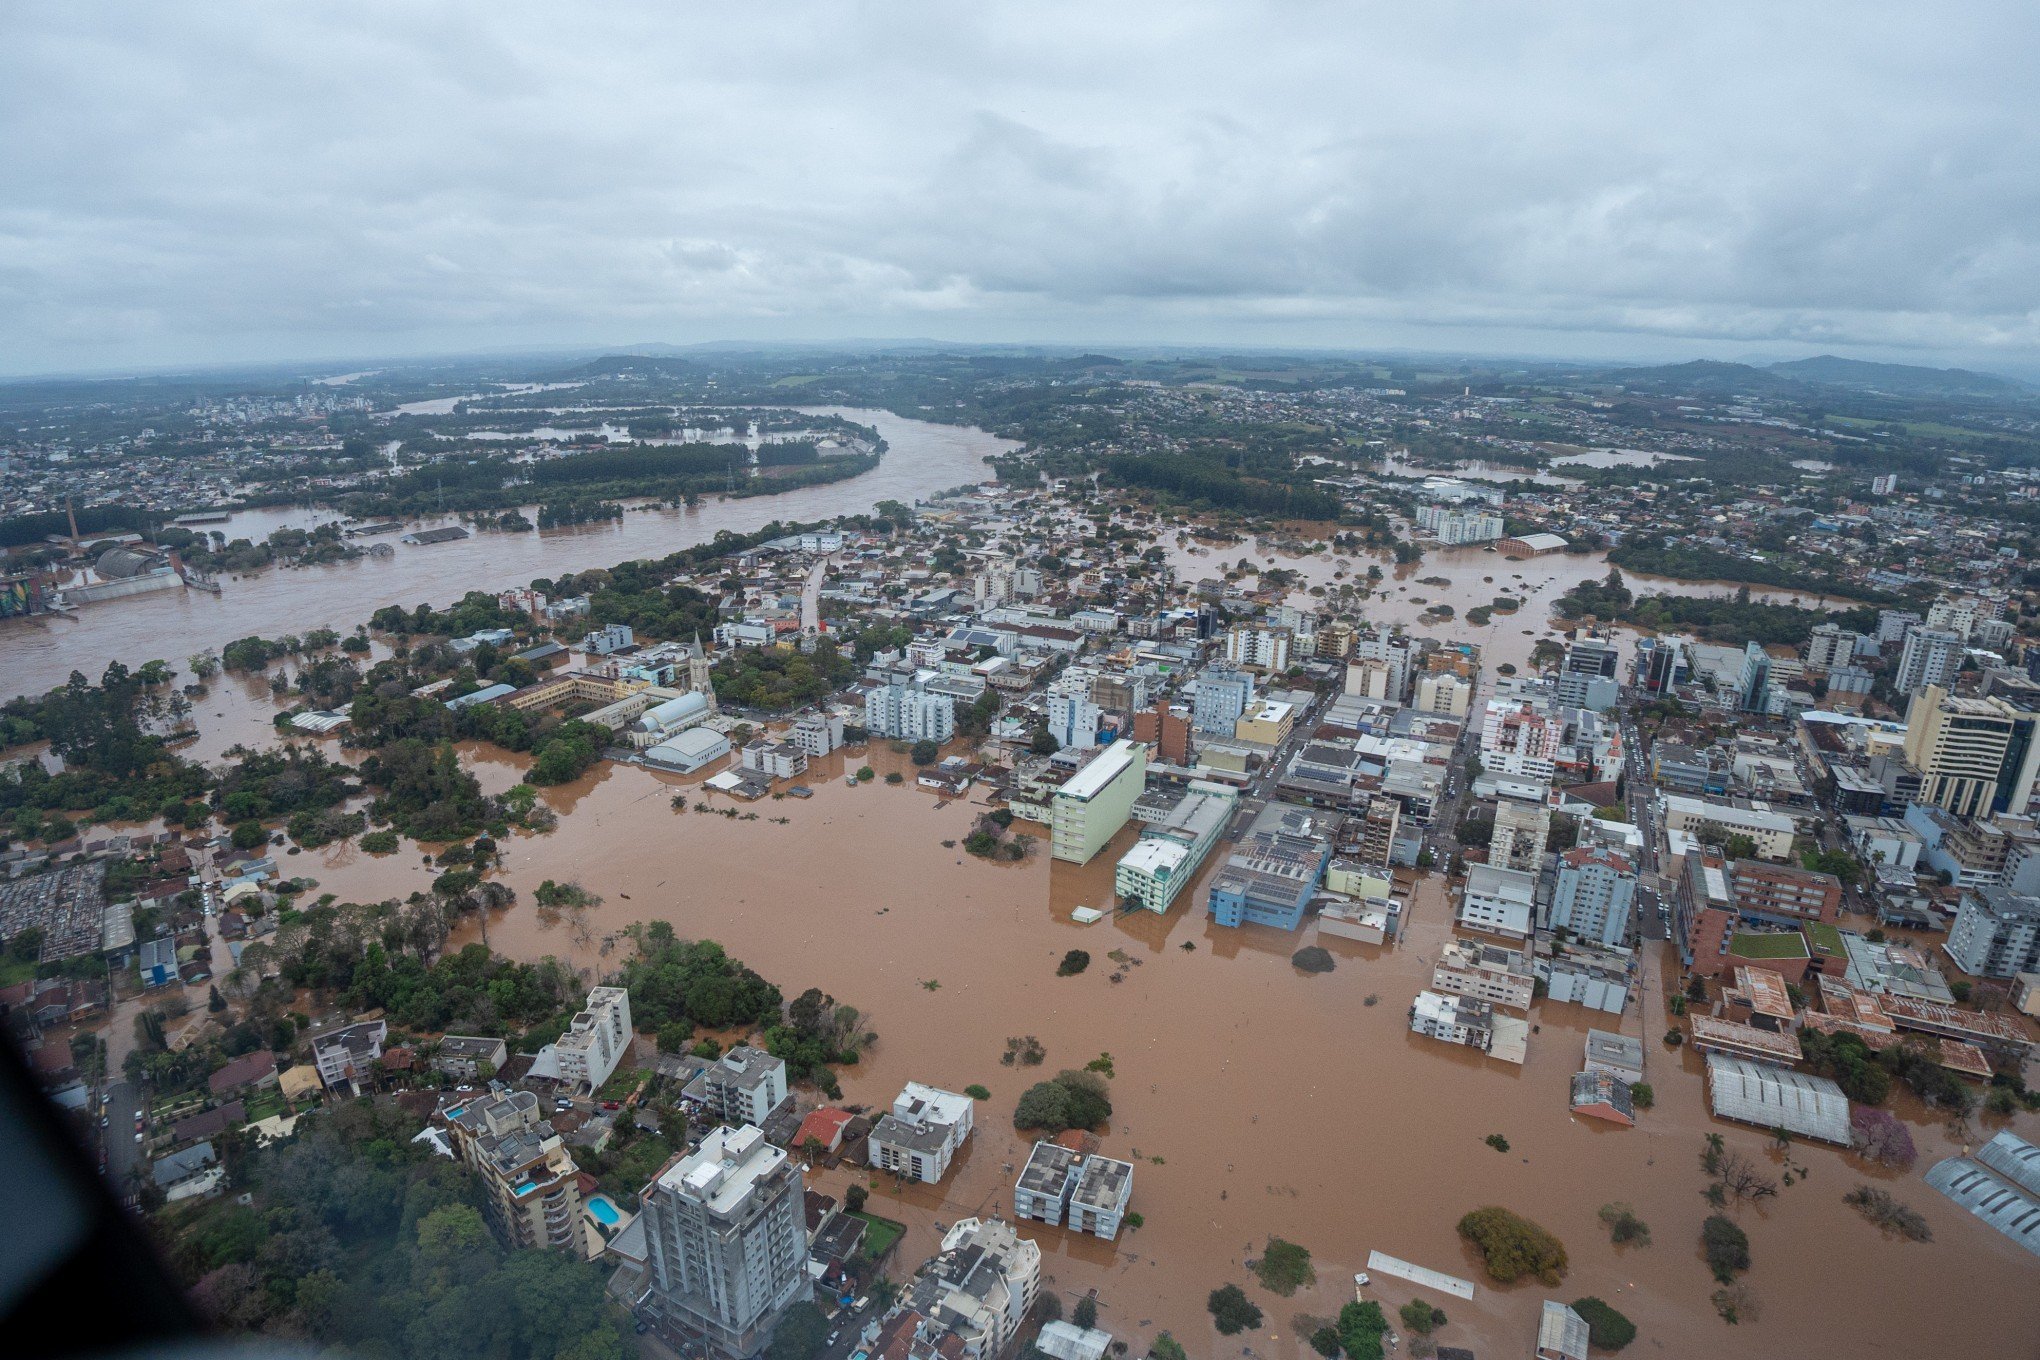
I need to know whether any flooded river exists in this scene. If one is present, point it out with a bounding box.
[0,408,1012,701]
[288,746,2040,1360]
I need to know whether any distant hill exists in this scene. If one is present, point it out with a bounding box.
[548,353,699,380]
[1601,359,1809,396]
[1765,355,2029,398]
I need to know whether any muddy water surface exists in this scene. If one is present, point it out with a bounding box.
[293,750,2040,1360]
[0,409,1013,701]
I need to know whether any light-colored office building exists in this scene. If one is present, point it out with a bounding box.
[865,682,957,743]
[1432,937,1536,1010]
[1945,889,2040,979]
[1114,780,1238,913]
[1224,623,1293,672]
[1902,684,2040,821]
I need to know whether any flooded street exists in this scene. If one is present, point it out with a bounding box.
[0,409,1013,702]
[289,748,2040,1360]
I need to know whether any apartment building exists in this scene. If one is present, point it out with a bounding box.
[1234,698,1296,747]
[1409,990,1494,1052]
[1546,846,1637,948]
[1902,684,2040,820]
[791,710,847,757]
[1011,1142,1136,1241]
[1480,699,1567,780]
[1416,504,1505,545]
[548,985,632,1094]
[682,1045,791,1128]
[1945,889,2040,978]
[1415,671,1471,717]
[1458,863,1537,939]
[738,740,808,780]
[869,1083,976,1184]
[1490,798,1552,874]
[865,681,957,742]
[1432,937,1536,1010]
[1047,691,1103,751]
[1192,665,1255,734]
[1895,626,1965,697]
[639,1125,808,1360]
[897,1217,1041,1360]
[1805,623,1867,673]
[1555,638,1620,711]
[310,1018,387,1092]
[443,1089,585,1253]
[1354,796,1402,868]
[1224,623,1293,672]
[1050,739,1147,864]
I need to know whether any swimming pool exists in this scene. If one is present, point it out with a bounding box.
[587,1194,622,1226]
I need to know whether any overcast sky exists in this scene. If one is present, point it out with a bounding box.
[3,3,2037,377]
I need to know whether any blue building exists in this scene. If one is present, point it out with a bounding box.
[1205,805,1333,930]
[139,936,177,989]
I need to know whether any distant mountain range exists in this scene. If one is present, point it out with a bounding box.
[1605,354,2031,400]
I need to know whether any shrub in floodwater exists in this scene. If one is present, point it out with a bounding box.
[1569,1298,1636,1351]
[1251,1237,1315,1296]
[1457,1206,1567,1285]
[1206,1285,1262,1335]
[1057,949,1091,976]
[1291,946,1335,973]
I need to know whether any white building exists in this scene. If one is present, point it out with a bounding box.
[1047,691,1103,752]
[1416,671,1471,717]
[682,1045,791,1127]
[1416,504,1505,545]
[737,740,808,780]
[1224,623,1293,673]
[582,622,635,656]
[640,1125,808,1359]
[1546,846,1637,947]
[1458,863,1537,939]
[1409,990,1493,1052]
[790,710,846,757]
[899,1217,1041,1360]
[1896,625,1965,697]
[865,682,956,742]
[869,1082,976,1183]
[548,985,632,1094]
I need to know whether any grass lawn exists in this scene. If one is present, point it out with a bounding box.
[852,1210,907,1259]
[1728,932,1809,959]
[0,957,36,989]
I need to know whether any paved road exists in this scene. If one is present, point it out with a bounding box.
[103,1078,142,1203]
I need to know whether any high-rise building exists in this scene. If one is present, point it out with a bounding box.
[1480,699,1568,780]
[1895,626,1965,697]
[1050,739,1148,864]
[1416,671,1471,716]
[1489,798,1552,874]
[1944,889,2040,978]
[1224,622,1293,672]
[1556,638,1620,711]
[1416,504,1505,545]
[1191,664,1255,734]
[545,985,631,1094]
[1546,846,1637,947]
[443,1090,586,1253]
[640,1125,808,1360]
[1902,684,2040,820]
[1132,700,1193,765]
[1805,623,1866,673]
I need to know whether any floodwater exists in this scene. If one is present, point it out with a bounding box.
[1159,534,1871,676]
[0,409,1013,701]
[292,748,2039,1360]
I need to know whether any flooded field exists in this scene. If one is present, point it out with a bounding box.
[291,750,2040,1360]
[0,408,1013,701]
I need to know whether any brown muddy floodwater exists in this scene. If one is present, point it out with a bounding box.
[0,409,1014,701]
[295,745,2039,1360]
[1161,534,1877,676]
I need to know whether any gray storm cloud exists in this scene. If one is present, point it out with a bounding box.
[1,1,2036,373]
